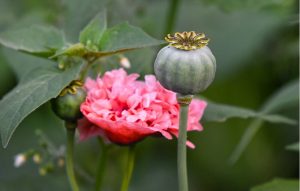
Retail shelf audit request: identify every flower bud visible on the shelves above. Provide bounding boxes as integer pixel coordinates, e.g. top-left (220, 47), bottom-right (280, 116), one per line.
top-left (51, 80), bottom-right (86, 122)
top-left (154, 31), bottom-right (216, 95)
top-left (32, 153), bottom-right (42, 164)
top-left (119, 56), bottom-right (131, 68)
top-left (14, 153), bottom-right (27, 168)
top-left (39, 163), bottom-right (54, 176)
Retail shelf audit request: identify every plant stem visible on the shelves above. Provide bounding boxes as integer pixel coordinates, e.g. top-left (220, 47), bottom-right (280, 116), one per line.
top-left (65, 123), bottom-right (80, 191)
top-left (164, 0), bottom-right (181, 35)
top-left (177, 94), bottom-right (192, 191)
top-left (120, 146), bottom-right (136, 191)
top-left (94, 138), bottom-right (108, 191)
top-left (79, 61), bottom-right (91, 81)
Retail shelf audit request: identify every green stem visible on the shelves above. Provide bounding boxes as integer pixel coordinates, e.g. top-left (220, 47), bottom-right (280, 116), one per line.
top-left (66, 124), bottom-right (80, 191)
top-left (177, 102), bottom-right (189, 191)
top-left (164, 0), bottom-right (181, 35)
top-left (79, 61), bottom-right (91, 81)
top-left (94, 138), bottom-right (108, 191)
top-left (120, 146), bottom-right (136, 191)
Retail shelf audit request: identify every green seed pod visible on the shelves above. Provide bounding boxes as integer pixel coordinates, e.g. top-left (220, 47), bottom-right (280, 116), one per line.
top-left (51, 80), bottom-right (86, 122)
top-left (154, 31), bottom-right (216, 95)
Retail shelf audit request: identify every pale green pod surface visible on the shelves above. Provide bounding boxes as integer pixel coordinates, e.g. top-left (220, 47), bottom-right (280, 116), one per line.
top-left (51, 81), bottom-right (86, 122)
top-left (154, 45), bottom-right (216, 95)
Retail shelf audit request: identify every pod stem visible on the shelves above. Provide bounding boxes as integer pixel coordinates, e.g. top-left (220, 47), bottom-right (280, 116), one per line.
top-left (94, 138), bottom-right (108, 191)
top-left (65, 122), bottom-right (80, 191)
top-left (177, 94), bottom-right (193, 191)
top-left (120, 145), bottom-right (136, 191)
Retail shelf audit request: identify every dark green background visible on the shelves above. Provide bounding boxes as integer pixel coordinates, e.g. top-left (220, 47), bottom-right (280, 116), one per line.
top-left (0, 0), bottom-right (298, 190)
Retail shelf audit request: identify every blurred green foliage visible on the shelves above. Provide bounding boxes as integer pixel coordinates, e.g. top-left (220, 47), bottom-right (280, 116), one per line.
top-left (0, 0), bottom-right (298, 191)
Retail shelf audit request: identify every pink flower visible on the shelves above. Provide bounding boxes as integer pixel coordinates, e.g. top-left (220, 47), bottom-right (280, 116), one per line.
top-left (78, 68), bottom-right (207, 148)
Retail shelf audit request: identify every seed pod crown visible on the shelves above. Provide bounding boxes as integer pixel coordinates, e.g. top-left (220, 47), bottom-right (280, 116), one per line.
top-left (165, 31), bottom-right (209, 51)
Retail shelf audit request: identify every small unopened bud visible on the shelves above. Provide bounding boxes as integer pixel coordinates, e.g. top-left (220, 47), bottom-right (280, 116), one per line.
top-left (119, 57), bottom-right (131, 68)
top-left (39, 163), bottom-right (54, 176)
top-left (14, 154), bottom-right (27, 168)
top-left (33, 154), bottom-right (42, 164)
top-left (57, 158), bottom-right (65, 167)
top-left (39, 167), bottom-right (47, 176)
top-left (51, 80), bottom-right (86, 121)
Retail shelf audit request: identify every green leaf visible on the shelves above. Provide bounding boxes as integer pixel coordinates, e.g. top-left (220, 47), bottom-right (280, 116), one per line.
top-left (203, 101), bottom-right (296, 125)
top-left (62, 0), bottom-right (107, 42)
top-left (262, 79), bottom-right (299, 113)
top-left (286, 142), bottom-right (299, 152)
top-left (228, 118), bottom-right (264, 164)
top-left (0, 25), bottom-right (65, 57)
top-left (98, 22), bottom-right (165, 54)
top-left (53, 22), bottom-right (164, 59)
top-left (79, 10), bottom-right (107, 47)
top-left (0, 63), bottom-right (82, 148)
top-left (203, 101), bottom-right (256, 122)
top-left (229, 80), bottom-right (299, 164)
top-left (49, 43), bottom-right (87, 59)
top-left (250, 178), bottom-right (299, 191)
top-left (260, 115), bottom-right (297, 125)
top-left (1, 48), bottom-right (54, 81)
top-left (200, 0), bottom-right (295, 13)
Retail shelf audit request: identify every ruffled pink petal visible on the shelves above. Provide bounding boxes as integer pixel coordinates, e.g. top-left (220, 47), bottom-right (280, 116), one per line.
top-left (78, 68), bottom-right (207, 148)
top-left (77, 118), bottom-right (108, 142)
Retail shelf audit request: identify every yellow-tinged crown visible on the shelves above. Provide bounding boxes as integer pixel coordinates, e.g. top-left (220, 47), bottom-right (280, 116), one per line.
top-left (59, 80), bottom-right (84, 96)
top-left (165, 31), bottom-right (209, 50)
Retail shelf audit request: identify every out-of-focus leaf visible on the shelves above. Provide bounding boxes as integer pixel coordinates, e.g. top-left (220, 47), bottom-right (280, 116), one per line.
top-left (262, 79), bottom-right (299, 113)
top-left (200, 0), bottom-right (295, 12)
top-left (286, 142), bottom-right (299, 152)
top-left (203, 101), bottom-right (296, 125)
top-left (229, 119), bottom-right (264, 164)
top-left (79, 10), bottom-right (107, 46)
top-left (250, 178), bottom-right (299, 191)
top-left (0, 50), bottom-right (15, 96)
top-left (53, 22), bottom-right (164, 58)
top-left (49, 43), bottom-right (86, 59)
top-left (0, 63), bottom-right (82, 148)
top-left (176, 1), bottom-right (292, 80)
top-left (0, 174), bottom-right (71, 191)
top-left (0, 25), bottom-right (65, 57)
top-left (229, 80), bottom-right (299, 164)
top-left (0, 1), bottom-right (14, 31)
top-left (98, 22), bottom-right (165, 54)
top-left (259, 115), bottom-right (296, 125)
top-left (62, 0), bottom-right (107, 42)
top-left (1, 48), bottom-right (53, 81)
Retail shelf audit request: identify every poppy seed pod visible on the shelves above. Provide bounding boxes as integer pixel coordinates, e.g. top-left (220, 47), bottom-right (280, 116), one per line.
top-left (51, 80), bottom-right (86, 122)
top-left (154, 31), bottom-right (216, 95)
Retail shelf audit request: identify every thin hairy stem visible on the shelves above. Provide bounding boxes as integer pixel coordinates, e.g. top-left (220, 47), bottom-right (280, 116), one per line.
top-left (94, 138), bottom-right (108, 191)
top-left (120, 146), bottom-right (136, 191)
top-left (65, 123), bottom-right (80, 191)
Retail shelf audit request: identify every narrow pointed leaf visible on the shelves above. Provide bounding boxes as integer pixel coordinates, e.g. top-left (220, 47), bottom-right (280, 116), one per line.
top-left (203, 101), bottom-right (296, 124)
top-left (286, 142), bottom-right (299, 152)
top-left (263, 79), bottom-right (299, 113)
top-left (250, 178), bottom-right (299, 191)
top-left (229, 119), bottom-right (264, 164)
top-left (229, 80), bottom-right (299, 164)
